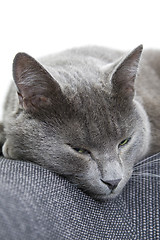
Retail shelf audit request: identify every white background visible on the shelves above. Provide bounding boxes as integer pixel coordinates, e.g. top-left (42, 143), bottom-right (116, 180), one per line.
top-left (0, 0), bottom-right (160, 119)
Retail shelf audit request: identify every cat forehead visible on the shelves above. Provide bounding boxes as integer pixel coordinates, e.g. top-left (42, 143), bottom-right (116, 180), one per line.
top-left (44, 63), bottom-right (112, 106)
top-left (45, 61), bottom-right (105, 87)
top-left (45, 61), bottom-right (133, 125)
top-left (64, 91), bottom-right (135, 138)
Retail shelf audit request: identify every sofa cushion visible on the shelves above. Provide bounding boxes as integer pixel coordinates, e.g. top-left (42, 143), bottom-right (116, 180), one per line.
top-left (0, 153), bottom-right (159, 240)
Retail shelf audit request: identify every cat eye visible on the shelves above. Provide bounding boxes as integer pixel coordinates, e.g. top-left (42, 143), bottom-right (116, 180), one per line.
top-left (72, 147), bottom-right (90, 155)
top-left (67, 144), bottom-right (91, 155)
top-left (118, 137), bottom-right (131, 147)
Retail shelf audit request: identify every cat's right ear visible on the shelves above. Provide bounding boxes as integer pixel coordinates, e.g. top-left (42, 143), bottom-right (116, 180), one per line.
top-left (13, 52), bottom-right (63, 113)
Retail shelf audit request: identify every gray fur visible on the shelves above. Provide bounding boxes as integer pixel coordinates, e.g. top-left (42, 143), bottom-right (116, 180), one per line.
top-left (0, 45), bottom-right (159, 200)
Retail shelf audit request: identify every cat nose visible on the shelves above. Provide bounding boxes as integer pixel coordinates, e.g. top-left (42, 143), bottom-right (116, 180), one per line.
top-left (101, 178), bottom-right (121, 190)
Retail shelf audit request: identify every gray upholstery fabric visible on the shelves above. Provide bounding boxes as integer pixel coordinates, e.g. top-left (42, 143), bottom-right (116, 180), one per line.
top-left (0, 154), bottom-right (159, 240)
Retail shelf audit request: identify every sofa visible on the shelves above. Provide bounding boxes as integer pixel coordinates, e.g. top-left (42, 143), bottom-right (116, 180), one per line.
top-left (0, 153), bottom-right (159, 240)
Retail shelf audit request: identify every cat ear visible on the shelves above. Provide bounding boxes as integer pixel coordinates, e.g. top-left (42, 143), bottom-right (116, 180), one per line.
top-left (13, 52), bottom-right (62, 112)
top-left (111, 45), bottom-right (143, 101)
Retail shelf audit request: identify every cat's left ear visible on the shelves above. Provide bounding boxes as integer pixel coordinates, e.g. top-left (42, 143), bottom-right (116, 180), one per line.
top-left (111, 45), bottom-right (143, 101)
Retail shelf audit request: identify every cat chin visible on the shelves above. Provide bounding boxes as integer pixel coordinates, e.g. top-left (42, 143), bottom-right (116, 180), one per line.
top-left (104, 191), bottom-right (122, 200)
top-left (88, 192), bottom-right (120, 202)
top-left (85, 186), bottom-right (124, 201)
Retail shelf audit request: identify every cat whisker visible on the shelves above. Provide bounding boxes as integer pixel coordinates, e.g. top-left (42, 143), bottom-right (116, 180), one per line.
top-left (130, 176), bottom-right (160, 185)
top-left (132, 172), bottom-right (160, 178)
top-left (131, 173), bottom-right (160, 187)
top-left (134, 158), bottom-right (160, 168)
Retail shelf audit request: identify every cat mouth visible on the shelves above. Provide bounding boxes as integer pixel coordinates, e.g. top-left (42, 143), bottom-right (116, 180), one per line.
top-left (89, 188), bottom-right (122, 201)
top-left (106, 191), bottom-right (121, 199)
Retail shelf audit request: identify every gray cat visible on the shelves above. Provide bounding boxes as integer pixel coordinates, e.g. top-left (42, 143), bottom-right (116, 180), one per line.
top-left (0, 45), bottom-right (159, 200)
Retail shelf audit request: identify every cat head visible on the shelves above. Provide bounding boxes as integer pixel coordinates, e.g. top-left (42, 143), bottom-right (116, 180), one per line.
top-left (10, 45), bottom-right (150, 200)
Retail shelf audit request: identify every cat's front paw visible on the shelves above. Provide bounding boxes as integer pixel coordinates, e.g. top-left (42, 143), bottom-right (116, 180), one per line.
top-left (0, 123), bottom-right (5, 143)
top-left (2, 140), bottom-right (13, 159)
